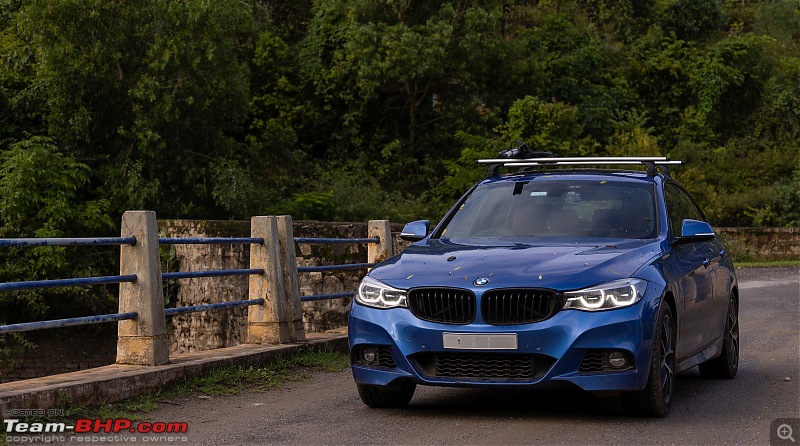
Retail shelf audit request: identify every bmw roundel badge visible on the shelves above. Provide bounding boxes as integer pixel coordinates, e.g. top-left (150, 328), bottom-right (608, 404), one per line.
top-left (474, 277), bottom-right (490, 286)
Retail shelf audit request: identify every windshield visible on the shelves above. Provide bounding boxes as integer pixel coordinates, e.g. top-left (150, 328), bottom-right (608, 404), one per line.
top-left (439, 177), bottom-right (657, 239)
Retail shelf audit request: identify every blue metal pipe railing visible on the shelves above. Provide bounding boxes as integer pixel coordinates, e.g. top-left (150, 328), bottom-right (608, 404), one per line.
top-left (162, 269), bottom-right (264, 280)
top-left (300, 292), bottom-right (355, 302)
top-left (0, 233), bottom-right (270, 342)
top-left (164, 298), bottom-right (264, 316)
top-left (0, 237), bottom-right (137, 247)
top-left (0, 312), bottom-right (138, 334)
top-left (294, 235), bottom-right (379, 302)
top-left (293, 237), bottom-right (379, 244)
top-left (159, 237), bottom-right (264, 245)
top-left (0, 275), bottom-right (138, 292)
top-left (0, 228), bottom-right (382, 335)
top-left (297, 263), bottom-right (375, 273)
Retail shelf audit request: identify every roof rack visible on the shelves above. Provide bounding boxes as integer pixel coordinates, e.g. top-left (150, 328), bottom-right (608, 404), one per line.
top-left (477, 156), bottom-right (683, 177)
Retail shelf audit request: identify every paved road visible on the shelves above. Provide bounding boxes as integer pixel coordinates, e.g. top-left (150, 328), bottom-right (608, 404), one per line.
top-left (148, 267), bottom-right (799, 445)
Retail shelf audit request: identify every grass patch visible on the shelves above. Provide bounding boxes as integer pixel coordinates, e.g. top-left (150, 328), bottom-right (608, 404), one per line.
top-left (293, 347), bottom-right (351, 372)
top-left (735, 260), bottom-right (800, 268)
top-left (139, 346), bottom-right (345, 399)
top-left (167, 348), bottom-right (349, 395)
top-left (1, 347), bottom-right (349, 437)
top-left (60, 395), bottom-right (161, 422)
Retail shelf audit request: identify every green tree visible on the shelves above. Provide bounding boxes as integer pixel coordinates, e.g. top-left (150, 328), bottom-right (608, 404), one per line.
top-left (520, 13), bottom-right (633, 143)
top-left (287, 0), bottom-right (524, 196)
top-left (662, 0), bottom-right (726, 41)
top-left (3, 0), bottom-right (799, 233)
top-left (18, 0), bottom-right (257, 218)
top-left (438, 95), bottom-right (598, 200)
top-left (0, 0), bottom-right (45, 146)
top-left (0, 136), bottom-right (114, 328)
top-left (606, 110), bottom-right (662, 157)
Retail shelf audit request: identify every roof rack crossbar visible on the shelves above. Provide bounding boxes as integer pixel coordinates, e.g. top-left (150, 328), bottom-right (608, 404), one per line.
top-left (477, 156), bottom-right (669, 165)
top-left (479, 157), bottom-right (683, 178)
top-left (501, 160), bottom-right (683, 167)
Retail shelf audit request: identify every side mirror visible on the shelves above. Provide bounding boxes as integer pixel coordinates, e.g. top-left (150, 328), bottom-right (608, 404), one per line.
top-left (677, 219), bottom-right (715, 242)
top-left (400, 220), bottom-right (429, 242)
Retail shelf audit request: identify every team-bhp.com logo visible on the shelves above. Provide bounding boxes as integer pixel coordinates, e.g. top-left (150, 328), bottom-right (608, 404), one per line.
top-left (4, 418), bottom-right (188, 434)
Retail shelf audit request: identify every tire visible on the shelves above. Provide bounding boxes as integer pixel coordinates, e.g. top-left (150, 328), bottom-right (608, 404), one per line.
top-left (356, 382), bottom-right (416, 408)
top-left (699, 297), bottom-right (739, 379)
top-left (623, 302), bottom-right (676, 417)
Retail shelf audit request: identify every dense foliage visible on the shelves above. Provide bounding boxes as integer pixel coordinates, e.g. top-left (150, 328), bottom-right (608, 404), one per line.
top-left (0, 0), bottom-right (798, 330)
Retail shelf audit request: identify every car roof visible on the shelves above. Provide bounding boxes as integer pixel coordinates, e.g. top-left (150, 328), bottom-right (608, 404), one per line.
top-left (477, 169), bottom-right (662, 187)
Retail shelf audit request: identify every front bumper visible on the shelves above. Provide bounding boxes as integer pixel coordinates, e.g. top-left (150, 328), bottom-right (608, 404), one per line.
top-left (348, 283), bottom-right (663, 392)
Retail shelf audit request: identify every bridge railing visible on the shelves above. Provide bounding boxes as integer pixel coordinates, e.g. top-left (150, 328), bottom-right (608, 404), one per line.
top-left (247, 217), bottom-right (392, 344)
top-left (294, 220), bottom-right (393, 303)
top-left (0, 211), bottom-right (393, 367)
top-left (0, 236), bottom-right (141, 334)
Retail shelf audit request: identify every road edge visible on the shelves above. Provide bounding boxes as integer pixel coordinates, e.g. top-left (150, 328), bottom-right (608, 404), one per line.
top-left (0, 333), bottom-right (348, 414)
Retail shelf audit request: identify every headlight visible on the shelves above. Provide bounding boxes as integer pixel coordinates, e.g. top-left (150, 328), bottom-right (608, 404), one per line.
top-left (355, 276), bottom-right (408, 309)
top-left (563, 279), bottom-right (646, 311)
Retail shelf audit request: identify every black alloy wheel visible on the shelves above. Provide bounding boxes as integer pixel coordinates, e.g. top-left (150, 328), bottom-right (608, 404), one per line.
top-left (699, 296), bottom-right (739, 379)
top-left (623, 302), bottom-right (675, 417)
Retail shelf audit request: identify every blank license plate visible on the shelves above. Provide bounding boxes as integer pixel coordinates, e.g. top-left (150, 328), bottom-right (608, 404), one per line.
top-left (442, 333), bottom-right (517, 350)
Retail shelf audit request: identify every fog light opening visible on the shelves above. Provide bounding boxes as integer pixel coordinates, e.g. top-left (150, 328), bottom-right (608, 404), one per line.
top-left (608, 351), bottom-right (627, 369)
top-left (360, 346), bottom-right (378, 364)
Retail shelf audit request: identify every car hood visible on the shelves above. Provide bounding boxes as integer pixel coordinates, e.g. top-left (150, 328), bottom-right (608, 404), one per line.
top-left (370, 237), bottom-right (664, 291)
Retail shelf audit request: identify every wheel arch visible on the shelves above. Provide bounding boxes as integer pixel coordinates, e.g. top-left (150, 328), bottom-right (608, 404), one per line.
top-left (662, 290), bottom-right (677, 319)
top-left (661, 290), bottom-right (679, 352)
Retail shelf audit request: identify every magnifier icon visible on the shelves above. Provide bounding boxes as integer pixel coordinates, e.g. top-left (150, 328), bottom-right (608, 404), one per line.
top-left (778, 424), bottom-right (796, 443)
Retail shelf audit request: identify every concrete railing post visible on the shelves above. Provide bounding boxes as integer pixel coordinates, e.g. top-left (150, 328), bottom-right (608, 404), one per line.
top-left (117, 211), bottom-right (169, 365)
top-left (368, 220), bottom-right (393, 266)
top-left (276, 216), bottom-right (306, 342)
top-left (248, 216), bottom-right (291, 344)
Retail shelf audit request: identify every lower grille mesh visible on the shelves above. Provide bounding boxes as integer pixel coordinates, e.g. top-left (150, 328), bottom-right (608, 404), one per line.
top-left (376, 346), bottom-right (396, 368)
top-left (411, 352), bottom-right (555, 380)
top-left (355, 345), bottom-right (396, 368)
top-left (578, 350), bottom-right (635, 373)
top-left (579, 350), bottom-right (605, 373)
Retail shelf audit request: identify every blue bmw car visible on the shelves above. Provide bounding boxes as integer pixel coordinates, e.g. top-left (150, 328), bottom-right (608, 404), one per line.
top-left (349, 156), bottom-right (739, 417)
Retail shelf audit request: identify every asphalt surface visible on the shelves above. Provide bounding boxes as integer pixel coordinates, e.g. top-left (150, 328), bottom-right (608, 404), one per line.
top-left (144, 267), bottom-right (799, 445)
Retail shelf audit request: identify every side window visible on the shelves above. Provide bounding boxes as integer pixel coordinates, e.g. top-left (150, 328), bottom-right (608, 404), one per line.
top-left (664, 183), bottom-right (703, 237)
top-left (664, 184), bottom-right (685, 237)
top-left (676, 189), bottom-right (703, 222)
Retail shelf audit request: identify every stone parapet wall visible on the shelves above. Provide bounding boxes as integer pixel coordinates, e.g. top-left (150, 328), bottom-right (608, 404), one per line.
top-left (0, 327), bottom-right (116, 384)
top-left (157, 219), bottom-right (409, 355)
top-left (716, 227), bottom-right (800, 262)
top-left (158, 220), bottom-right (252, 355)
